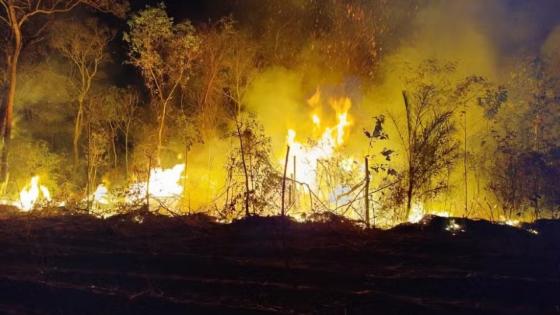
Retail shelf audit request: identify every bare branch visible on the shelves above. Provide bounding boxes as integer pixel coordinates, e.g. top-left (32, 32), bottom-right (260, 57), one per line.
top-left (18, 0), bottom-right (81, 27)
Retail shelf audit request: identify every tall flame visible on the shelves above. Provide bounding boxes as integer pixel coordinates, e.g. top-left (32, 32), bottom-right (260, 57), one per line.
top-left (285, 91), bottom-right (353, 189)
top-left (19, 176), bottom-right (51, 211)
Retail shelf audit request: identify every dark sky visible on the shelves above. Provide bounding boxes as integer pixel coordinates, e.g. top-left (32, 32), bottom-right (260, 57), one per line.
top-left (130, 0), bottom-right (236, 22)
top-left (127, 0), bottom-right (560, 49)
top-left (114, 0), bottom-right (560, 84)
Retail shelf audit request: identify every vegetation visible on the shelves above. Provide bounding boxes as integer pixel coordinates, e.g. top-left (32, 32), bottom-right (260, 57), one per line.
top-left (0, 0), bottom-right (559, 226)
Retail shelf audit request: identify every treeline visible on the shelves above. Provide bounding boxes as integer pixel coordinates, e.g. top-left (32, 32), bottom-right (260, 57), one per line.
top-left (0, 0), bottom-right (559, 222)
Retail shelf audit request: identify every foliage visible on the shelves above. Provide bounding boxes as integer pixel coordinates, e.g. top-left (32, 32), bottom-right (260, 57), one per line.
top-left (223, 115), bottom-right (279, 218)
top-left (485, 58), bottom-right (560, 219)
top-left (124, 3), bottom-right (200, 161)
top-left (8, 137), bottom-right (67, 197)
top-left (391, 60), bottom-right (462, 218)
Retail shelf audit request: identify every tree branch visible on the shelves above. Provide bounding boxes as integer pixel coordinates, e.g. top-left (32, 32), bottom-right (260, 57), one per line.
top-left (18, 0), bottom-right (81, 27)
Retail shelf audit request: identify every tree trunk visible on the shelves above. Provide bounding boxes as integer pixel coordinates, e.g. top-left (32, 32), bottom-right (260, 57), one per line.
top-left (183, 144), bottom-right (189, 211)
top-left (86, 120), bottom-right (92, 212)
top-left (406, 178), bottom-right (413, 221)
top-left (281, 145), bottom-right (290, 217)
top-left (146, 155), bottom-right (152, 212)
top-left (402, 91), bottom-right (414, 220)
top-left (1, 5), bottom-right (22, 182)
top-left (364, 156), bottom-right (370, 228)
top-left (124, 123), bottom-right (130, 178)
top-left (463, 111), bottom-right (468, 217)
top-left (235, 119), bottom-right (250, 217)
top-left (73, 101), bottom-right (84, 166)
top-left (111, 125), bottom-right (117, 168)
top-left (156, 100), bottom-right (168, 164)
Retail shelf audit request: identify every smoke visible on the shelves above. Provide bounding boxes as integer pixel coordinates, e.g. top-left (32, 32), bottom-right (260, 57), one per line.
top-left (9, 0), bottom-right (560, 215)
top-left (238, 0), bottom-right (560, 216)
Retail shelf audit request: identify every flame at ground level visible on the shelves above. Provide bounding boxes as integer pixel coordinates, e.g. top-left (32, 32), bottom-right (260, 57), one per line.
top-left (130, 164), bottom-right (186, 200)
top-left (19, 176), bottom-right (51, 211)
top-left (408, 203), bottom-right (450, 224)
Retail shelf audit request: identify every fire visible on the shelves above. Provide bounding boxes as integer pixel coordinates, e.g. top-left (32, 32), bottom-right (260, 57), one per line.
top-left (445, 219), bottom-right (465, 234)
top-left (130, 163), bottom-right (185, 199)
top-left (19, 176), bottom-right (51, 211)
top-left (408, 203), bottom-right (450, 223)
top-left (91, 184), bottom-right (109, 205)
top-left (312, 114), bottom-right (321, 126)
top-left (407, 203), bottom-right (426, 223)
top-left (500, 217), bottom-right (520, 227)
top-left (286, 101), bottom-right (352, 189)
top-left (84, 164), bottom-right (186, 214)
top-left (336, 112), bottom-right (350, 145)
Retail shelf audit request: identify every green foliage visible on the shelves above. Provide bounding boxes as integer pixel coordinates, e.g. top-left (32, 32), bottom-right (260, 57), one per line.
top-left (124, 4), bottom-right (200, 96)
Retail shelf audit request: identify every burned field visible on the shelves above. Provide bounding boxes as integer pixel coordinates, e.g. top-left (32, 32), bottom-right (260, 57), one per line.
top-left (0, 212), bottom-right (558, 315)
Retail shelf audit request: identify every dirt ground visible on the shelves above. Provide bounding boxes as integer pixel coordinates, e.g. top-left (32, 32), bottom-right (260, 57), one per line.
top-left (0, 210), bottom-right (558, 315)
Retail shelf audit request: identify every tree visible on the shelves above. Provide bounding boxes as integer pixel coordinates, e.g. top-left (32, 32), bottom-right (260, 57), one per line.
top-left (485, 58), bottom-right (560, 220)
top-left (391, 61), bottom-right (461, 219)
top-left (188, 17), bottom-right (234, 135)
top-left (124, 4), bottom-right (200, 163)
top-left (50, 17), bottom-right (115, 165)
top-left (0, 0), bottom-right (127, 183)
top-left (222, 29), bottom-right (260, 217)
top-left (452, 76), bottom-right (507, 216)
top-left (224, 115), bottom-right (277, 219)
top-left (116, 87), bottom-right (139, 178)
top-left (93, 86), bottom-right (139, 173)
top-left (364, 115), bottom-right (398, 226)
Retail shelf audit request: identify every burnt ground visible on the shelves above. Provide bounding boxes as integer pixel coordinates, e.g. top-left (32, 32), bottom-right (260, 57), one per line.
top-left (0, 210), bottom-right (558, 315)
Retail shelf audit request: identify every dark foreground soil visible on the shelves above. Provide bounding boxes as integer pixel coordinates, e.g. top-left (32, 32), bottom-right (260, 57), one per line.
top-left (0, 210), bottom-right (558, 315)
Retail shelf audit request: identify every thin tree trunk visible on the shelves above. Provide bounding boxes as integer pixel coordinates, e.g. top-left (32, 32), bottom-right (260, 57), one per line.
top-left (364, 156), bottom-right (370, 228)
top-left (235, 119), bottom-right (250, 217)
top-left (146, 155), bottom-right (152, 212)
top-left (406, 181), bottom-right (413, 221)
top-left (73, 101), bottom-right (84, 166)
top-left (183, 144), bottom-right (189, 211)
top-left (86, 119), bottom-right (92, 212)
top-left (124, 123), bottom-right (130, 178)
top-left (281, 145), bottom-right (290, 217)
top-left (463, 111), bottom-right (468, 217)
top-left (111, 126), bottom-right (117, 168)
top-left (156, 100), bottom-right (168, 164)
top-left (402, 91), bottom-right (414, 219)
top-left (1, 5), bottom-right (22, 182)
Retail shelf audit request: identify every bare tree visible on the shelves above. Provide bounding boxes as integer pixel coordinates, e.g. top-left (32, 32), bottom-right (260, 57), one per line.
top-left (117, 87), bottom-right (139, 178)
top-left (391, 61), bottom-right (462, 219)
top-left (222, 30), bottom-right (260, 217)
top-left (0, 0), bottom-right (127, 182)
top-left (50, 17), bottom-right (114, 165)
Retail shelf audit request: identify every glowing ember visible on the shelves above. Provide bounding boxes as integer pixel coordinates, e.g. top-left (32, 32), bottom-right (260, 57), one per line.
top-left (19, 176), bottom-right (51, 211)
top-left (500, 218), bottom-right (521, 227)
top-left (526, 228), bottom-right (539, 235)
top-left (445, 219), bottom-right (465, 234)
